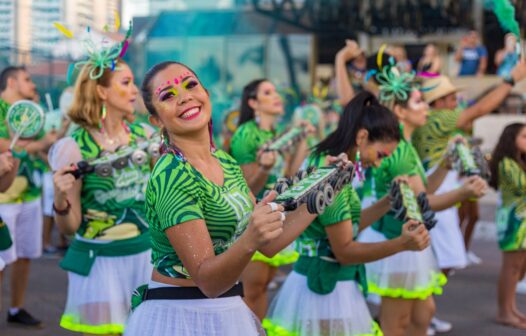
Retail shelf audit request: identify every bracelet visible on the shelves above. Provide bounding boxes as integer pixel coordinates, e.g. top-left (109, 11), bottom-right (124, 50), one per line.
top-left (53, 199), bottom-right (71, 216)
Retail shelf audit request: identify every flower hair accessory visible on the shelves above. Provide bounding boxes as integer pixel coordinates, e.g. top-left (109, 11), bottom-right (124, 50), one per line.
top-left (375, 57), bottom-right (417, 103)
top-left (54, 11), bottom-right (133, 84)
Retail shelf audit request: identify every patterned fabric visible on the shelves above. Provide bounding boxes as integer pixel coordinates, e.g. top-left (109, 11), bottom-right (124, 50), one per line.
top-left (71, 124), bottom-right (151, 240)
top-left (0, 98), bottom-right (46, 203)
top-left (372, 126), bottom-right (427, 239)
top-left (412, 108), bottom-right (463, 170)
top-left (147, 149), bottom-right (254, 278)
top-left (230, 120), bottom-right (285, 199)
top-left (295, 154), bottom-right (361, 256)
top-left (496, 158), bottom-right (526, 251)
top-left (291, 153), bottom-right (367, 296)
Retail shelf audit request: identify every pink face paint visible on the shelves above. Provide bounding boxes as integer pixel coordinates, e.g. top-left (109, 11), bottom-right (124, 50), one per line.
top-left (155, 72), bottom-right (193, 96)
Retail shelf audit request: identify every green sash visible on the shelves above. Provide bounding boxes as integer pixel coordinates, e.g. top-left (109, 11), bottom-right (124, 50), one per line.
top-left (60, 233), bottom-right (150, 276)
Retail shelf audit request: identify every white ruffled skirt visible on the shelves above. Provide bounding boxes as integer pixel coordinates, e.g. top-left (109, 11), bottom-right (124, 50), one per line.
top-left (359, 228), bottom-right (446, 300)
top-left (125, 291), bottom-right (264, 336)
top-left (264, 271), bottom-right (382, 336)
top-left (60, 250), bottom-right (152, 334)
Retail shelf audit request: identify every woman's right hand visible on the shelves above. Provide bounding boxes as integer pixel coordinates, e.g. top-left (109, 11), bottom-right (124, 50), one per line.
top-left (242, 191), bottom-right (285, 252)
top-left (53, 165), bottom-right (77, 203)
top-left (399, 220), bottom-right (430, 251)
top-left (257, 149), bottom-right (277, 172)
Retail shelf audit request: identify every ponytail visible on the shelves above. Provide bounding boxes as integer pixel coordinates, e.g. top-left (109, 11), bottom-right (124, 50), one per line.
top-left (314, 91), bottom-right (400, 157)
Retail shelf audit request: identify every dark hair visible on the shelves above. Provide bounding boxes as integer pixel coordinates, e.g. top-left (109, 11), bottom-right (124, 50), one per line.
top-left (141, 61), bottom-right (200, 116)
top-left (0, 66), bottom-right (27, 93)
top-left (489, 123), bottom-right (526, 189)
top-left (314, 90), bottom-right (400, 157)
top-left (238, 78), bottom-right (268, 126)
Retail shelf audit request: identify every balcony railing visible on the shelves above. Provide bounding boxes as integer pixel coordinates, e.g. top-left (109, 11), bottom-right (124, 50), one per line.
top-left (252, 0), bottom-right (476, 35)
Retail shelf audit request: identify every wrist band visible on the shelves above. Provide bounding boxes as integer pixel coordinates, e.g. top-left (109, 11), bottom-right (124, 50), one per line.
top-left (53, 199), bottom-right (71, 216)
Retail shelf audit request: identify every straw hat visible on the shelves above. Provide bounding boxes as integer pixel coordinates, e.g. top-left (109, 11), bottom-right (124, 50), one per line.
top-left (422, 75), bottom-right (463, 104)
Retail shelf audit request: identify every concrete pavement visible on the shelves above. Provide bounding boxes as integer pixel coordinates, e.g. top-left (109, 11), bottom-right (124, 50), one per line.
top-left (1, 201), bottom-right (525, 336)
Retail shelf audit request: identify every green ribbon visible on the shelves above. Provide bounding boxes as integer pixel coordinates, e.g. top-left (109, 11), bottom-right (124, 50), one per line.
top-left (68, 22), bottom-right (132, 83)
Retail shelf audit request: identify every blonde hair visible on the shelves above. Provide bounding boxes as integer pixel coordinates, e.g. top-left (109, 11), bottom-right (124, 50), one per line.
top-left (68, 59), bottom-right (125, 128)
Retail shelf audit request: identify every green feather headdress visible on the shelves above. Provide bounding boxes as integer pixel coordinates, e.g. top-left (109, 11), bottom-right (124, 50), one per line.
top-left (54, 13), bottom-right (132, 84)
top-left (375, 58), bottom-right (417, 104)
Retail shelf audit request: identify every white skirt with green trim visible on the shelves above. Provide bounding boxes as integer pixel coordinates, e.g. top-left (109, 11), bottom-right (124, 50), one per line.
top-left (264, 271), bottom-right (382, 336)
top-left (125, 293), bottom-right (264, 335)
top-left (60, 250), bottom-right (152, 334)
top-left (359, 228), bottom-right (447, 300)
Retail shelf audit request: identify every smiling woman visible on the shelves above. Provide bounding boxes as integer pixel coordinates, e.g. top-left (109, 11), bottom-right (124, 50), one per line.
top-left (124, 61), bottom-right (321, 336)
top-left (48, 56), bottom-right (155, 335)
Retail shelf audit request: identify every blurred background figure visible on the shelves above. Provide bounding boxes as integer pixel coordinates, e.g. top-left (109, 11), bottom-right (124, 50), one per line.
top-left (455, 30), bottom-right (488, 76)
top-left (417, 43), bottom-right (443, 74)
top-left (495, 33), bottom-right (520, 78)
top-left (391, 45), bottom-right (412, 72)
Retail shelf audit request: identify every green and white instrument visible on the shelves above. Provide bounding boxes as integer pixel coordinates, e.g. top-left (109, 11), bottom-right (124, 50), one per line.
top-left (7, 100), bottom-right (45, 150)
top-left (263, 126), bottom-right (307, 154)
top-left (390, 181), bottom-right (437, 230)
top-left (449, 138), bottom-right (491, 181)
top-left (71, 134), bottom-right (161, 179)
top-left (271, 160), bottom-right (355, 214)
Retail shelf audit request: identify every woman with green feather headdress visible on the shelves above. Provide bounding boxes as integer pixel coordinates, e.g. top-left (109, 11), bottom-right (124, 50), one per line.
top-left (359, 60), bottom-right (488, 336)
top-left (48, 18), bottom-right (157, 335)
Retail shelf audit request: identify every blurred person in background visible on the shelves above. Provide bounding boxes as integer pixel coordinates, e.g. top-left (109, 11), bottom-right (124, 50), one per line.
top-left (391, 45), bottom-right (412, 73)
top-left (495, 33), bottom-right (520, 78)
top-left (455, 30), bottom-right (488, 76)
top-left (0, 66), bottom-right (57, 328)
top-left (417, 43), bottom-right (442, 74)
top-left (489, 123), bottom-right (526, 330)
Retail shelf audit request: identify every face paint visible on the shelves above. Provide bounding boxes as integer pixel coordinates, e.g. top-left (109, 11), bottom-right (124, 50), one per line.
top-left (174, 72), bottom-right (191, 85)
top-left (159, 87), bottom-right (179, 101)
top-left (155, 72), bottom-right (193, 96)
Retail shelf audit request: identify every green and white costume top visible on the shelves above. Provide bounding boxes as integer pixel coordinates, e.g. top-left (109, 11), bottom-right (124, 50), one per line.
top-left (0, 98), bottom-right (47, 203)
top-left (293, 153), bottom-right (366, 295)
top-left (49, 123), bottom-right (152, 276)
top-left (366, 125), bottom-right (447, 299)
top-left (230, 119), bottom-right (298, 267)
top-left (496, 158), bottom-right (526, 251)
top-left (412, 108), bottom-right (463, 170)
top-left (372, 125), bottom-right (427, 239)
top-left (147, 149), bottom-right (253, 279)
top-left (230, 120), bottom-right (285, 199)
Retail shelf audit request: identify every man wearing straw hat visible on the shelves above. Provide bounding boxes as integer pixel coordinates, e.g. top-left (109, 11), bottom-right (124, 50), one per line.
top-left (412, 61), bottom-right (526, 333)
